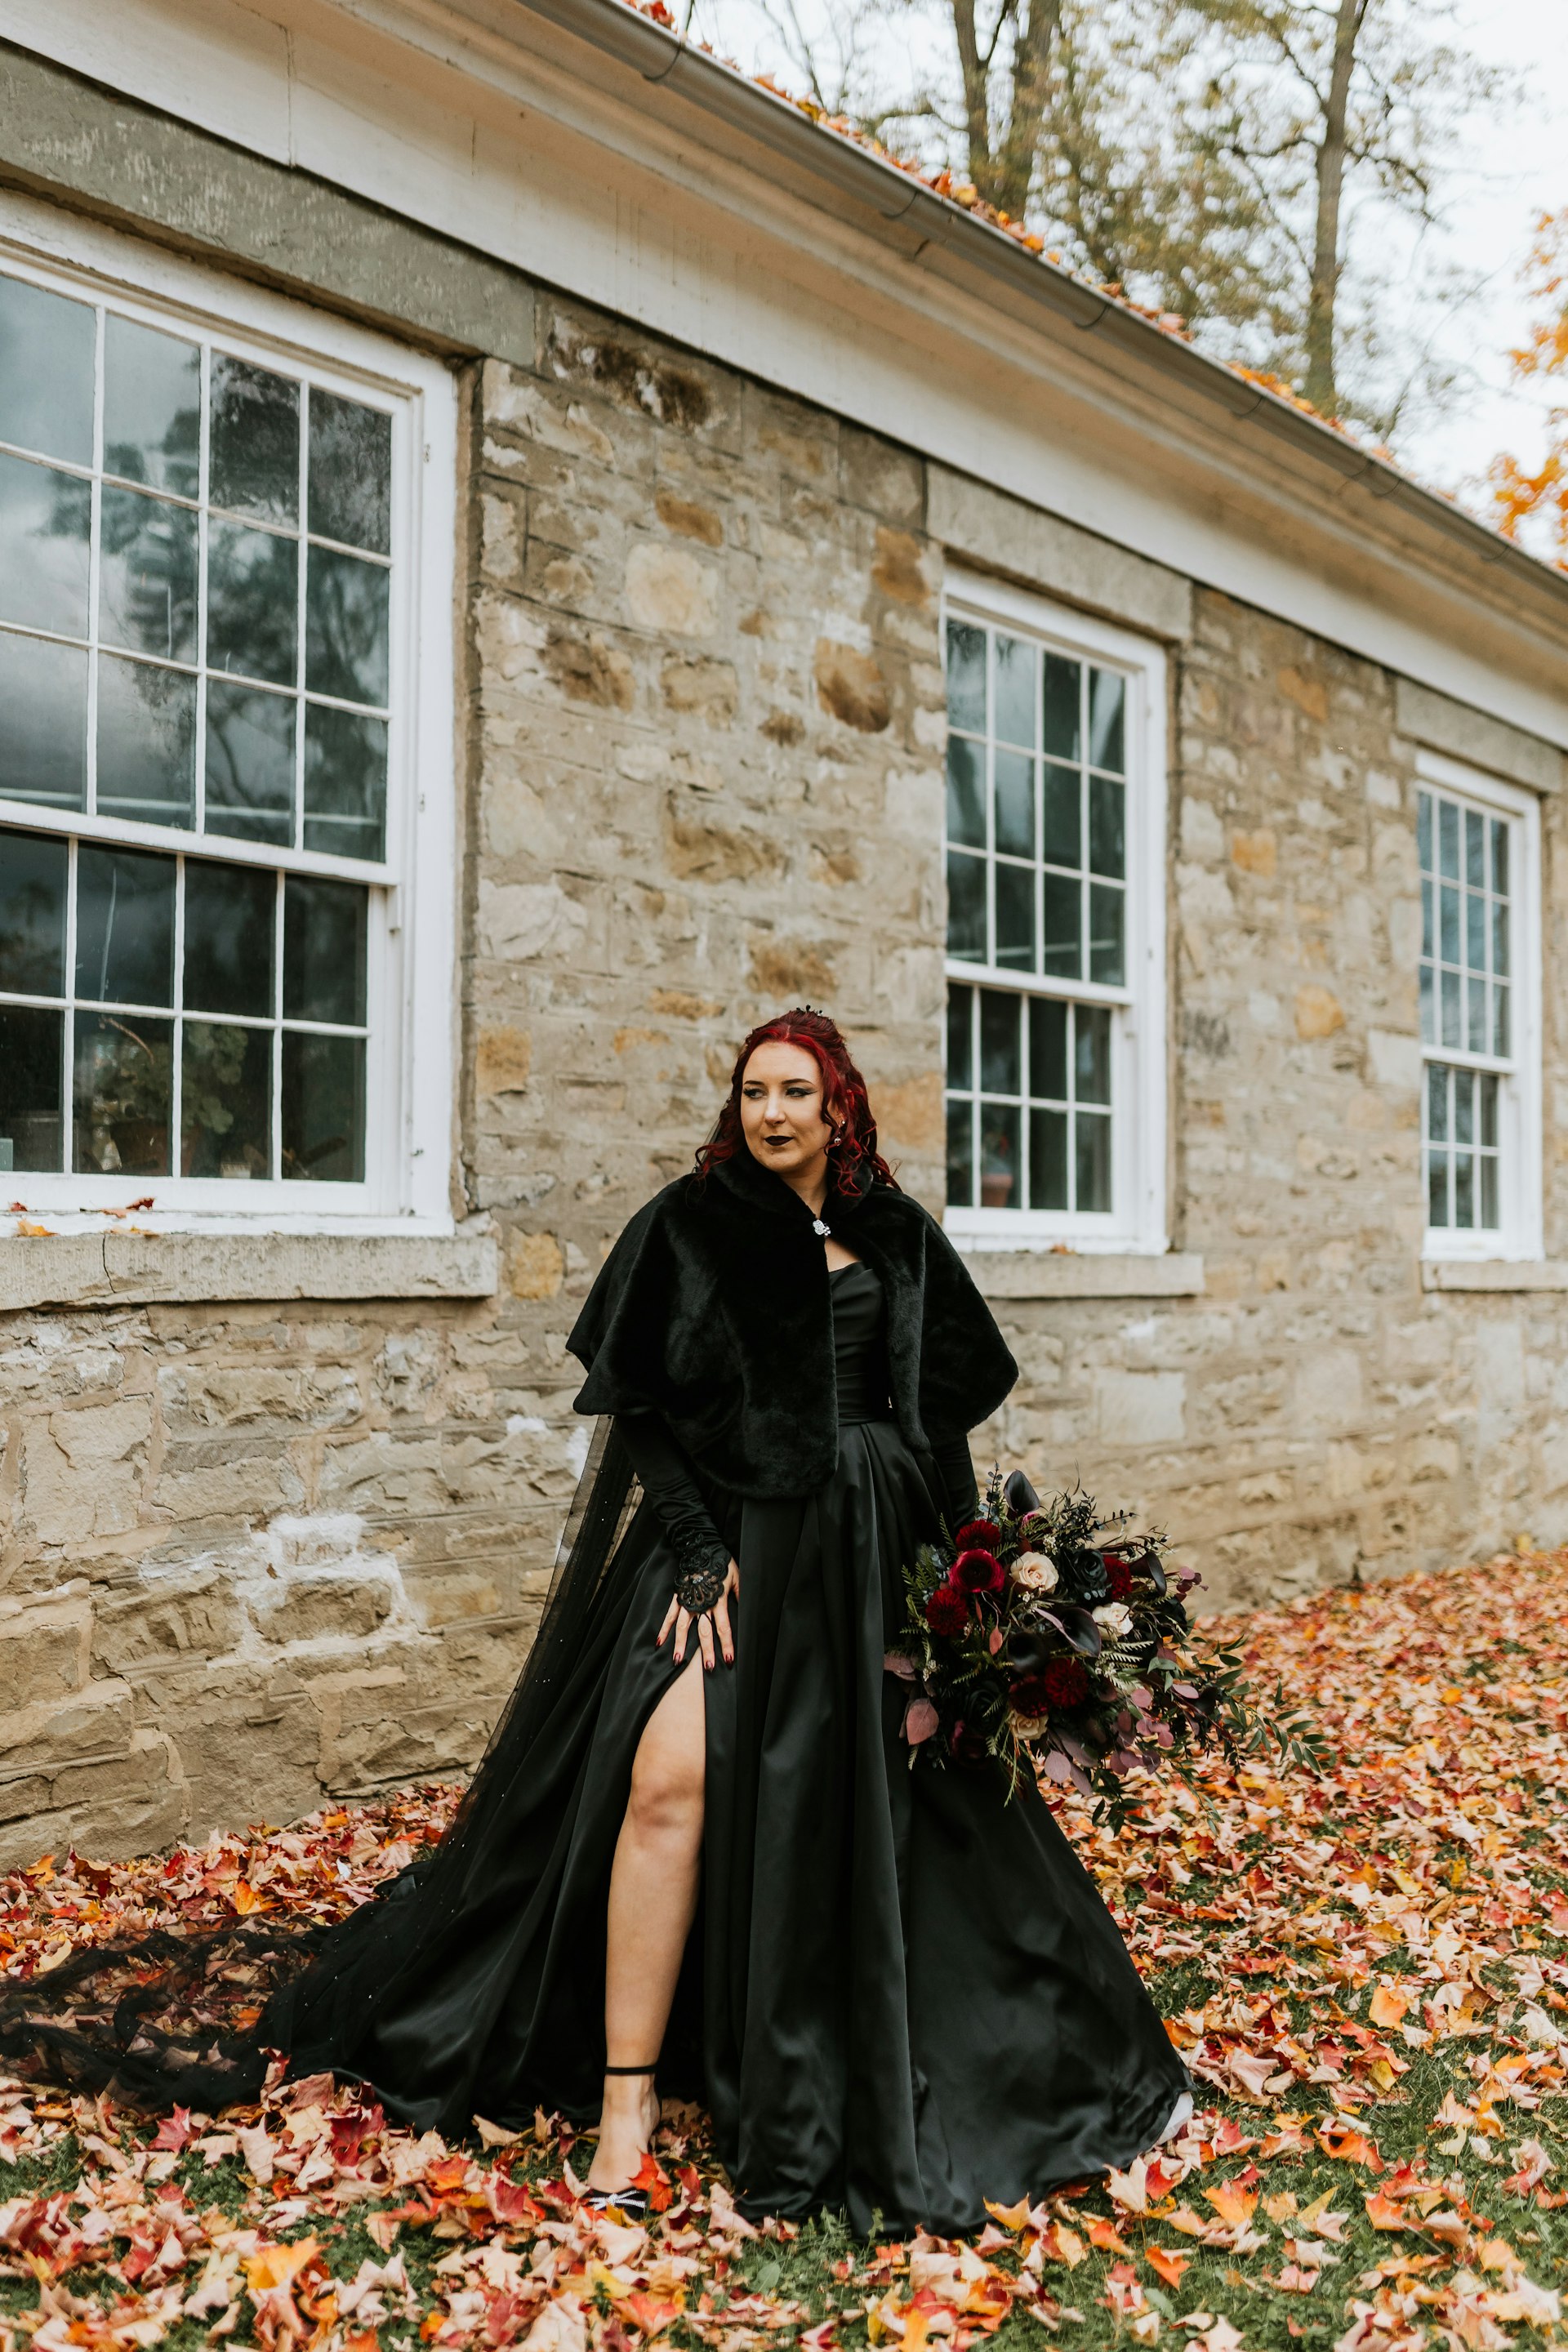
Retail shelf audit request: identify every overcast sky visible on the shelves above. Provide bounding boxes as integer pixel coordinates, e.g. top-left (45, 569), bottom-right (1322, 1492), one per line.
top-left (691, 0), bottom-right (1568, 528)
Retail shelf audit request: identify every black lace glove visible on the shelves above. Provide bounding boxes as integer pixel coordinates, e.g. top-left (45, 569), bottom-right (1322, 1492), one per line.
top-left (619, 1411), bottom-right (732, 1617)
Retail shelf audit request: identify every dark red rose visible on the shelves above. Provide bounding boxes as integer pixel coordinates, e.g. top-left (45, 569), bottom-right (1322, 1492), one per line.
top-left (1008, 1672), bottom-right (1053, 1719)
top-left (955, 1519), bottom-right (1001, 1552)
top-left (950, 1720), bottom-right (990, 1766)
top-left (1103, 1553), bottom-right (1137, 1602)
top-left (952, 1547), bottom-right (1005, 1594)
top-left (924, 1582), bottom-right (971, 1637)
top-left (1042, 1655), bottom-right (1091, 1708)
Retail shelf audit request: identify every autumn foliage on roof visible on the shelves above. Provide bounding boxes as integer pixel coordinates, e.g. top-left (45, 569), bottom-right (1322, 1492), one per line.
top-left (1489, 212), bottom-right (1568, 569)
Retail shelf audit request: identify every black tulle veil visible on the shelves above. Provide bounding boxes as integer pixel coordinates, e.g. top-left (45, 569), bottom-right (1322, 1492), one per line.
top-left (0, 1419), bottom-right (643, 2112)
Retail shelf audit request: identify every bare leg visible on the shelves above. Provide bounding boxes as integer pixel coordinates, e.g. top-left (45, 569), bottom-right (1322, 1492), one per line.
top-left (586, 1655), bottom-right (706, 2192)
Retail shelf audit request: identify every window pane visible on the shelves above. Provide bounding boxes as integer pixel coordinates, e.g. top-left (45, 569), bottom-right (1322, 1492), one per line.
top-left (1042, 762), bottom-right (1080, 869)
top-left (282, 1031), bottom-right (364, 1182)
top-left (0, 1004), bottom-right (63, 1170)
top-left (994, 861), bottom-right (1035, 970)
top-left (0, 631), bottom-right (87, 810)
top-left (211, 357), bottom-right (300, 525)
top-left (182, 1021), bottom-right (272, 1178)
top-left (946, 982), bottom-right (973, 1090)
top-left (283, 875), bottom-right (367, 1026)
top-left (1427, 1149), bottom-right (1448, 1227)
top-left (1464, 890), bottom-right (1486, 973)
top-left (1089, 775), bottom-right (1124, 879)
top-left (1480, 1073), bottom-right (1498, 1148)
top-left (1454, 1152), bottom-right (1474, 1228)
top-left (1492, 898), bottom-right (1509, 980)
top-left (1437, 798), bottom-right (1459, 880)
top-left (1493, 984), bottom-right (1510, 1058)
top-left (205, 680), bottom-right (296, 844)
top-left (308, 390), bottom-right (392, 555)
top-left (0, 452), bottom-right (91, 638)
top-left (994, 748), bottom-right (1034, 858)
top-left (945, 1094), bottom-right (973, 1209)
top-left (945, 735), bottom-right (984, 849)
top-left (1042, 872), bottom-right (1080, 978)
top-left (185, 862), bottom-right (275, 1016)
top-left (1089, 881), bottom-right (1125, 985)
top-left (75, 844), bottom-right (176, 1007)
top-left (1421, 878), bottom-right (1432, 959)
top-left (207, 521), bottom-right (299, 686)
top-left (1417, 790), bottom-right (1432, 872)
top-left (1481, 1152), bottom-right (1499, 1230)
top-left (1466, 975), bottom-right (1486, 1054)
top-left (104, 316), bottom-right (201, 498)
top-left (1076, 1109), bottom-right (1111, 1212)
top-left (1076, 1003), bottom-right (1112, 1105)
top-left (99, 487), bottom-right (198, 663)
top-left (1491, 818), bottom-right (1508, 898)
top-left (1029, 1106), bottom-right (1067, 1209)
top-left (979, 988), bottom-right (1022, 1095)
top-left (1454, 1068), bottom-right (1474, 1146)
top-left (946, 621), bottom-right (986, 734)
top-left (1028, 994), bottom-right (1067, 1101)
top-left (1041, 654), bottom-right (1079, 760)
top-left (302, 706), bottom-right (387, 862)
top-left (1419, 962), bottom-right (1433, 1045)
top-left (978, 1100), bottom-right (1019, 1209)
top-left (993, 634), bottom-right (1036, 749)
top-left (1426, 1062), bottom-right (1447, 1142)
top-left (1439, 882), bottom-right (1459, 964)
top-left (1463, 806), bottom-right (1485, 888)
top-left (74, 1009), bottom-right (172, 1174)
top-left (1440, 965), bottom-right (1460, 1048)
top-left (305, 546), bottom-right (390, 707)
top-left (0, 276), bottom-right (94, 467)
top-left (0, 831), bottom-right (67, 994)
top-left (1088, 669), bottom-right (1125, 773)
top-left (947, 848), bottom-right (986, 960)
top-left (96, 655), bottom-right (196, 828)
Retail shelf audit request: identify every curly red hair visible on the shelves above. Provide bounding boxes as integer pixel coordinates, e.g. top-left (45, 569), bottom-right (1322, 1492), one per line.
top-left (694, 1008), bottom-right (898, 1196)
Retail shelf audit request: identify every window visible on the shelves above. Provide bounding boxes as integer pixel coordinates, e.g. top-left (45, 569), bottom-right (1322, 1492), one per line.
top-left (1417, 753), bottom-right (1540, 1259)
top-left (941, 577), bottom-right (1166, 1250)
top-left (0, 234), bottom-right (456, 1223)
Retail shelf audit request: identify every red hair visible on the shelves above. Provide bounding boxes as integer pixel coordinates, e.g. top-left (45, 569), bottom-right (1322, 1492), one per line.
top-left (694, 1008), bottom-right (898, 1196)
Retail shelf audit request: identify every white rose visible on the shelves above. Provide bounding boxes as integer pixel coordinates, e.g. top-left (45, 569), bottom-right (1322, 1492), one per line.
top-left (1009, 1709), bottom-right (1050, 1743)
top-left (1011, 1550), bottom-right (1058, 1593)
top-left (1092, 1601), bottom-right (1133, 1637)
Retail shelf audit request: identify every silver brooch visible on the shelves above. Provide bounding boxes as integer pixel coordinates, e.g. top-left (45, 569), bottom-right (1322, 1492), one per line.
top-left (813, 1217), bottom-right (831, 1237)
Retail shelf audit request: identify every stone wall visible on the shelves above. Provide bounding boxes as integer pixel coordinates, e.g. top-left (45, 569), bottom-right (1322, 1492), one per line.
top-left (0, 291), bottom-right (948, 1869)
top-left (4, 274), bottom-right (1567, 1868)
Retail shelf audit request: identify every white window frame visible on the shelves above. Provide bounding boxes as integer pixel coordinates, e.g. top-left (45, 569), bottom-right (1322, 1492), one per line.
top-left (1417, 748), bottom-right (1542, 1265)
top-left (940, 572), bottom-right (1168, 1254)
top-left (0, 201), bottom-right (457, 1234)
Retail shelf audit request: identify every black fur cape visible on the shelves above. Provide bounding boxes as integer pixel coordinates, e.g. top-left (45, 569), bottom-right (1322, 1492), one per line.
top-left (567, 1148), bottom-right (1018, 1498)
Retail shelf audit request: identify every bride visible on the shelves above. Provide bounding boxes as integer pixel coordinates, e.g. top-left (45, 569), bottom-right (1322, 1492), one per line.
top-left (0, 1007), bottom-right (1188, 2236)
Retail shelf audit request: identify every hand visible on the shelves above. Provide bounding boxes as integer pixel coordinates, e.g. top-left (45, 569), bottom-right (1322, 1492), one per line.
top-left (657, 1558), bottom-right (740, 1669)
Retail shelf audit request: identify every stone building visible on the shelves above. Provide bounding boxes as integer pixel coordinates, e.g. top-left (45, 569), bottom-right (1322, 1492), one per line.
top-left (0, 0), bottom-right (1566, 1865)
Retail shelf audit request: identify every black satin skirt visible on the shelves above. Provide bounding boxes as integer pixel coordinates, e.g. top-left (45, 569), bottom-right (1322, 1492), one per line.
top-left (327, 1419), bottom-right (1187, 2235)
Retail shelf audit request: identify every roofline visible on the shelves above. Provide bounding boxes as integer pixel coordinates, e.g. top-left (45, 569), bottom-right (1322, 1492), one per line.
top-left (510, 0), bottom-right (1568, 618)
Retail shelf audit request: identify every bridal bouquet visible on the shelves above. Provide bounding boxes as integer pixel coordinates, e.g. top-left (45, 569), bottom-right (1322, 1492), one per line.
top-left (887, 1468), bottom-right (1320, 1814)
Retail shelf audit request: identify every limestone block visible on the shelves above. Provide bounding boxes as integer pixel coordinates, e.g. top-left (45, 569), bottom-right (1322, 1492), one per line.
top-left (318, 1432), bottom-right (447, 1516)
top-left (0, 1676), bottom-right (136, 1775)
top-left (0, 1727), bottom-right (187, 1873)
top-left (247, 1571), bottom-right (399, 1647)
top-left (92, 1572), bottom-right (247, 1674)
top-left (0, 1588), bottom-right (91, 1707)
top-left (20, 1399), bottom-right (152, 1542)
top-left (1094, 1370), bottom-right (1187, 1447)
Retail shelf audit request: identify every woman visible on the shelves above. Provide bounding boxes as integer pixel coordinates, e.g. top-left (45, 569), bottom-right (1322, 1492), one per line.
top-left (0, 1009), bottom-right (1187, 2235)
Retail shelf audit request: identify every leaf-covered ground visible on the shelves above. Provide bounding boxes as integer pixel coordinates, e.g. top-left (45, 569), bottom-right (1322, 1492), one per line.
top-left (4, 1550), bottom-right (1568, 2352)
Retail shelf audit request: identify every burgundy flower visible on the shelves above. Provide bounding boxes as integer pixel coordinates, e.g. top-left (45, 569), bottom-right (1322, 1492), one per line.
top-left (952, 1547), bottom-right (1005, 1595)
top-left (949, 1720), bottom-right (990, 1766)
top-left (955, 1519), bottom-right (1001, 1552)
top-left (1008, 1672), bottom-right (1053, 1720)
top-left (1102, 1553), bottom-right (1137, 1602)
top-left (924, 1582), bottom-right (971, 1637)
top-left (1042, 1655), bottom-right (1091, 1708)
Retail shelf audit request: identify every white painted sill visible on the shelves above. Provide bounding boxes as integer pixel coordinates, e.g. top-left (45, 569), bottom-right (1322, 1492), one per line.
top-left (0, 1229), bottom-right (500, 1312)
top-left (1421, 1259), bottom-right (1568, 1293)
top-left (968, 1251), bottom-right (1205, 1301)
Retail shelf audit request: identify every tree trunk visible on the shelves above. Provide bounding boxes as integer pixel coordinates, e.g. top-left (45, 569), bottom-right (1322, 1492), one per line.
top-left (1303, 0), bottom-right (1365, 418)
top-left (951, 0), bottom-right (1062, 218)
top-left (950, 0), bottom-right (998, 200)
